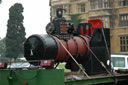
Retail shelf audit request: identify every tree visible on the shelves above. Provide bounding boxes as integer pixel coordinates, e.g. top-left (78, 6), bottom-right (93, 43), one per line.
top-left (6, 3), bottom-right (26, 59)
top-left (0, 0), bottom-right (1, 4)
top-left (70, 14), bottom-right (82, 30)
top-left (0, 38), bottom-right (6, 57)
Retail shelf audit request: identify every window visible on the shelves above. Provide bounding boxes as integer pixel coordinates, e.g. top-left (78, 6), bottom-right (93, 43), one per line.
top-left (52, 5), bottom-right (63, 16)
top-left (105, 16), bottom-right (109, 28)
top-left (63, 5), bottom-right (69, 14)
top-left (70, 0), bottom-right (78, 2)
top-left (90, 0), bottom-right (110, 10)
top-left (103, 0), bottom-right (109, 8)
top-left (111, 57), bottom-right (125, 67)
top-left (78, 3), bottom-right (85, 13)
top-left (90, 0), bottom-right (95, 9)
top-left (110, 16), bottom-right (114, 28)
top-left (52, 5), bottom-right (69, 16)
top-left (52, 7), bottom-right (56, 16)
top-left (52, 0), bottom-right (60, 1)
top-left (95, 0), bottom-right (99, 9)
top-left (120, 36), bottom-right (128, 52)
top-left (98, 0), bottom-right (103, 8)
top-left (120, 14), bottom-right (128, 27)
top-left (119, 0), bottom-right (128, 7)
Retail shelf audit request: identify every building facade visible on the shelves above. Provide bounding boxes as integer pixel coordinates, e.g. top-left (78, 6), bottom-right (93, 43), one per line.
top-left (50, 0), bottom-right (128, 54)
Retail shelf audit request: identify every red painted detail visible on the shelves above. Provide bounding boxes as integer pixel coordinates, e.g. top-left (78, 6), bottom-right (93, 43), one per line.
top-left (80, 35), bottom-right (90, 56)
top-left (88, 19), bottom-right (103, 29)
top-left (65, 39), bottom-right (78, 61)
top-left (60, 24), bottom-right (67, 33)
top-left (23, 82), bottom-right (28, 85)
top-left (0, 63), bottom-right (7, 69)
top-left (90, 27), bottom-right (93, 35)
top-left (40, 60), bottom-right (53, 67)
top-left (80, 26), bottom-right (84, 35)
top-left (86, 28), bottom-right (89, 35)
top-left (73, 36), bottom-right (89, 59)
top-left (52, 36), bottom-right (90, 62)
top-left (52, 36), bottom-right (68, 61)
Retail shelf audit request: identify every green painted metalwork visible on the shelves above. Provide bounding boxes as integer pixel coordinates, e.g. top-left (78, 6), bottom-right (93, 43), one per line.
top-left (1, 69), bottom-right (128, 85)
top-left (65, 74), bottom-right (128, 85)
top-left (65, 76), bottom-right (114, 85)
top-left (0, 69), bottom-right (64, 85)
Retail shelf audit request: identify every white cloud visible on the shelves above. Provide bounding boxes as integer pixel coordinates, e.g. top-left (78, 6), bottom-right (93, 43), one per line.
top-left (0, 0), bottom-right (50, 38)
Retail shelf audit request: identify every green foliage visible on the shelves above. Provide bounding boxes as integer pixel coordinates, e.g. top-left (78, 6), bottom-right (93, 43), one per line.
top-left (6, 3), bottom-right (26, 59)
top-left (70, 14), bottom-right (82, 30)
top-left (0, 0), bottom-right (1, 4)
top-left (58, 64), bottom-right (71, 72)
top-left (0, 38), bottom-right (6, 57)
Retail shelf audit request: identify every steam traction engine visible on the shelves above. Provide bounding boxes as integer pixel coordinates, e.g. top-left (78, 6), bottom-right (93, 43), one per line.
top-left (1, 8), bottom-right (128, 85)
top-left (24, 8), bottom-right (111, 75)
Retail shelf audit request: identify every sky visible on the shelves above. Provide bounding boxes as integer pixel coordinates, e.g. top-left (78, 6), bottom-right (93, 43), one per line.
top-left (0, 0), bottom-right (50, 38)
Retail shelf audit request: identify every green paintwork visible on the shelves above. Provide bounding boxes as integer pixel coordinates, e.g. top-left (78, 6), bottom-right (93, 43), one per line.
top-left (0, 69), bottom-right (64, 85)
top-left (1, 69), bottom-right (128, 85)
top-left (65, 76), bottom-right (114, 85)
top-left (65, 74), bottom-right (128, 85)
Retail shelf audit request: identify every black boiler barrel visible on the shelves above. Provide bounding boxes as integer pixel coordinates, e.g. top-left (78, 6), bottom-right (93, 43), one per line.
top-left (24, 34), bottom-right (90, 65)
top-left (24, 34), bottom-right (58, 65)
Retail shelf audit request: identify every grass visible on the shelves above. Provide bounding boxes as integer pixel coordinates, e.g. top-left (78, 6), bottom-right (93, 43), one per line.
top-left (58, 63), bottom-right (71, 72)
